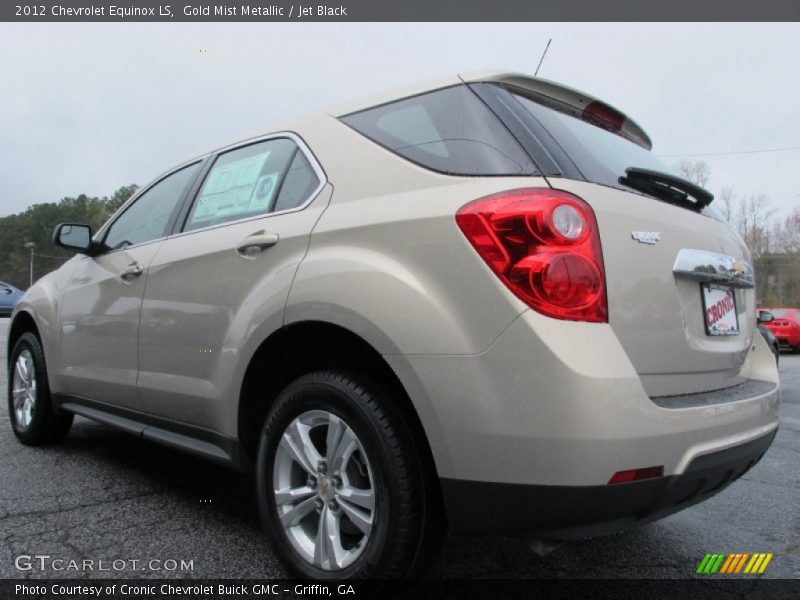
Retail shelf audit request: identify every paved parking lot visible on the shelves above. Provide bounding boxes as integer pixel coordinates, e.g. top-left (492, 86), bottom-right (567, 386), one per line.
top-left (1, 317), bottom-right (798, 579)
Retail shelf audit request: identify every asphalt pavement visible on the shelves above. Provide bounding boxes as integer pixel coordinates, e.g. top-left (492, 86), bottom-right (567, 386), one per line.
top-left (0, 317), bottom-right (798, 579)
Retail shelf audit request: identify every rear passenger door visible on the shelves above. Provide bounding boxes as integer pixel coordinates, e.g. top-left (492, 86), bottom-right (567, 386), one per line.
top-left (137, 134), bottom-right (330, 429)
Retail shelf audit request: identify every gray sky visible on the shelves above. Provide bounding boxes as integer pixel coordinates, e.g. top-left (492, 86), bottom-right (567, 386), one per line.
top-left (1, 22), bottom-right (799, 218)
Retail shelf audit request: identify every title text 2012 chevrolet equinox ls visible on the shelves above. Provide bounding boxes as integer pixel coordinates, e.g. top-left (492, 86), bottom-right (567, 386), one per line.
top-left (7, 71), bottom-right (780, 579)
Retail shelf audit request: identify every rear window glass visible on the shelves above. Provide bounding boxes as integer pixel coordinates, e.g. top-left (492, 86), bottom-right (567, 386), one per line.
top-left (341, 85), bottom-right (538, 176)
top-left (508, 89), bottom-right (672, 191)
top-left (769, 309), bottom-right (793, 318)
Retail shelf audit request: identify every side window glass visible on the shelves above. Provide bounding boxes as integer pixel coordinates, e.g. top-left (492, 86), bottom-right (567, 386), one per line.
top-left (273, 150), bottom-right (320, 212)
top-left (185, 138), bottom-right (311, 232)
top-left (104, 163), bottom-right (199, 251)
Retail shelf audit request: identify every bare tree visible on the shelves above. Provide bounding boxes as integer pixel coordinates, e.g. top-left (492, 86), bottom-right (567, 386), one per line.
top-left (674, 159), bottom-right (711, 188)
top-left (772, 207), bottom-right (800, 254)
top-left (737, 193), bottom-right (774, 257)
top-left (718, 187), bottom-right (736, 224)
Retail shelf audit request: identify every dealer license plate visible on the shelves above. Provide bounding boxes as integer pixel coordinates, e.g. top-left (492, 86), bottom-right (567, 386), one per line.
top-left (702, 284), bottom-right (739, 336)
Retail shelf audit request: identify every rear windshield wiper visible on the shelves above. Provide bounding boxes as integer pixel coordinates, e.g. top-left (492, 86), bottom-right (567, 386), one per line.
top-left (619, 167), bottom-right (714, 211)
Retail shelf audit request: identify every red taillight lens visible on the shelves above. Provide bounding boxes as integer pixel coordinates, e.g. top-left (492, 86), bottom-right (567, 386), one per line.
top-left (608, 466), bottom-right (664, 485)
top-left (456, 188), bottom-right (608, 322)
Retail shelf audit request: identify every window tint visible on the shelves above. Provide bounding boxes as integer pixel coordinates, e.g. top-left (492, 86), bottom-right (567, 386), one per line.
top-left (273, 150), bottom-right (320, 212)
top-left (185, 138), bottom-right (311, 232)
top-left (104, 163), bottom-right (199, 251)
top-left (341, 85), bottom-right (537, 176)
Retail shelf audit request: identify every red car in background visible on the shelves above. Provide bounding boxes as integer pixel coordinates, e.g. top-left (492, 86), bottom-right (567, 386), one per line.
top-left (759, 308), bottom-right (800, 352)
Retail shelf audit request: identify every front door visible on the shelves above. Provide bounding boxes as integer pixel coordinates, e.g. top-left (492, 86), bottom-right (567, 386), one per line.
top-left (54, 162), bottom-right (201, 410)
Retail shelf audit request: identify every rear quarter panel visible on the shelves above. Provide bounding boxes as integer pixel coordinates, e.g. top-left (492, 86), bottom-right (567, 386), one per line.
top-left (286, 115), bottom-right (540, 355)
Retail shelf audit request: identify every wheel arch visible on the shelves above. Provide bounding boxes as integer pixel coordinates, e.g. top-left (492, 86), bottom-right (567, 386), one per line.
top-left (7, 310), bottom-right (40, 364)
top-left (237, 320), bottom-right (445, 521)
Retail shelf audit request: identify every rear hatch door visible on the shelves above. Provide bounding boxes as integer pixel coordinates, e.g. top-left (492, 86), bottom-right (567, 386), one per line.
top-left (471, 74), bottom-right (757, 397)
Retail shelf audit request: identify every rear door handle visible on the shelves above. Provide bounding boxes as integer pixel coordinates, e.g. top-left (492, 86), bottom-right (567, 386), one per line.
top-left (236, 231), bottom-right (280, 257)
top-left (120, 262), bottom-right (144, 281)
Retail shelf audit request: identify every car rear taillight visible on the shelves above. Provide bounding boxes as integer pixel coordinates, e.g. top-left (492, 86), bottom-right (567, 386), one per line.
top-left (456, 188), bottom-right (607, 322)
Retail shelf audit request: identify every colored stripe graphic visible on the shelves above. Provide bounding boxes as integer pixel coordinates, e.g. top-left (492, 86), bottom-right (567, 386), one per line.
top-left (699, 553), bottom-right (773, 574)
top-left (719, 554), bottom-right (736, 574)
top-left (744, 554), bottom-right (759, 573)
top-left (734, 553), bottom-right (749, 573)
top-left (710, 554), bottom-right (725, 573)
top-left (759, 554), bottom-right (773, 573)
top-left (696, 554), bottom-right (713, 574)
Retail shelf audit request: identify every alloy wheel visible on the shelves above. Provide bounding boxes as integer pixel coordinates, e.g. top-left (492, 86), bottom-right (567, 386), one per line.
top-left (272, 410), bottom-right (376, 571)
top-left (11, 349), bottom-right (37, 430)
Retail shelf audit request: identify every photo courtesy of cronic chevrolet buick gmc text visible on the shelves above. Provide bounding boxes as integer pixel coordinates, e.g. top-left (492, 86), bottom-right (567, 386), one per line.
top-left (6, 71), bottom-right (780, 580)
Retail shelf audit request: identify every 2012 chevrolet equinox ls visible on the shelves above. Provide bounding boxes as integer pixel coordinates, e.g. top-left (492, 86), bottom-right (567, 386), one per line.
top-left (7, 71), bottom-right (780, 579)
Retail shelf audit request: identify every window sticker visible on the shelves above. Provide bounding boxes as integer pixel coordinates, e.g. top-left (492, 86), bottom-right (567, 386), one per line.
top-left (248, 172), bottom-right (280, 212)
top-left (193, 151), bottom-right (270, 222)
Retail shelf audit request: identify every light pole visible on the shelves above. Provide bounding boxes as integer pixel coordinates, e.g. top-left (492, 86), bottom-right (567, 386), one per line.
top-left (24, 242), bottom-right (35, 288)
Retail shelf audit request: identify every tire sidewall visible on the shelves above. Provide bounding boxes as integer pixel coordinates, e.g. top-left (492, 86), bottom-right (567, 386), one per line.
top-left (256, 374), bottom-right (400, 580)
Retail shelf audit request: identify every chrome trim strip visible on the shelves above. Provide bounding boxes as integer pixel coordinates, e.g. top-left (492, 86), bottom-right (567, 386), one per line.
top-left (673, 248), bottom-right (755, 289)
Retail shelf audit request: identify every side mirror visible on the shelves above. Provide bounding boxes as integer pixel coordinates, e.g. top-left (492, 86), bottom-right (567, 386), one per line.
top-left (758, 311), bottom-right (774, 323)
top-left (53, 223), bottom-right (94, 254)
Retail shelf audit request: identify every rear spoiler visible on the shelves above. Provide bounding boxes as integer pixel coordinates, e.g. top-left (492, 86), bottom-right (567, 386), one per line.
top-left (460, 71), bottom-right (653, 151)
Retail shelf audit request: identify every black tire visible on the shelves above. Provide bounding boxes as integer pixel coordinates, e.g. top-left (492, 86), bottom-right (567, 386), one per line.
top-left (256, 370), bottom-right (440, 580)
top-left (8, 332), bottom-right (73, 445)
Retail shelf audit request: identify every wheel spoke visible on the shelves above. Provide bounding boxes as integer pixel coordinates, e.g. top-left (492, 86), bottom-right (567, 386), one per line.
top-left (274, 485), bottom-right (315, 507)
top-left (325, 414), bottom-right (345, 463)
top-left (336, 485), bottom-right (374, 511)
top-left (15, 359), bottom-right (27, 384)
top-left (279, 495), bottom-right (318, 527)
top-left (280, 420), bottom-right (322, 476)
top-left (313, 506), bottom-right (343, 570)
top-left (24, 356), bottom-right (35, 385)
top-left (11, 387), bottom-right (26, 408)
top-left (329, 426), bottom-right (358, 473)
top-left (337, 497), bottom-right (373, 536)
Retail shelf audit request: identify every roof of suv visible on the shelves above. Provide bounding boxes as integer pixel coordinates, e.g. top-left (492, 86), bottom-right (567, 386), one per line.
top-left (171, 70), bottom-right (653, 180)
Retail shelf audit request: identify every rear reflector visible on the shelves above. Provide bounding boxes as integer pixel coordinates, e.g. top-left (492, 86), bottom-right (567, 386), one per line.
top-left (608, 466), bottom-right (664, 485)
top-left (456, 188), bottom-right (608, 322)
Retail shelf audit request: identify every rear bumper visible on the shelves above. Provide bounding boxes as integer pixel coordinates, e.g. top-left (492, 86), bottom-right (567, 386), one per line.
top-left (387, 310), bottom-right (781, 487)
top-left (442, 429), bottom-right (776, 537)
